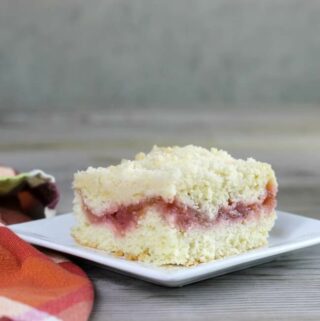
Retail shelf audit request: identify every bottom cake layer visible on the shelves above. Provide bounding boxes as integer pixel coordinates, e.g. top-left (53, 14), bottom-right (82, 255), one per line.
top-left (72, 207), bottom-right (276, 266)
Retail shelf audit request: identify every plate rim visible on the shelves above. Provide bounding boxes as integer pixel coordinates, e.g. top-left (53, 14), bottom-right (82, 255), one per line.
top-left (9, 210), bottom-right (320, 287)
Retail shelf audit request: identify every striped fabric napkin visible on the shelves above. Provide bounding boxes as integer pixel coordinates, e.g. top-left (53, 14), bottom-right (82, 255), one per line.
top-left (0, 167), bottom-right (94, 321)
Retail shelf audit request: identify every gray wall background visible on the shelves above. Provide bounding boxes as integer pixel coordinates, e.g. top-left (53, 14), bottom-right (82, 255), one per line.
top-left (1, 0), bottom-right (320, 109)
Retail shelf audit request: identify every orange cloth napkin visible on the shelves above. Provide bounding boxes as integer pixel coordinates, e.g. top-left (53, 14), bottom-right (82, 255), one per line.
top-left (0, 167), bottom-right (94, 321)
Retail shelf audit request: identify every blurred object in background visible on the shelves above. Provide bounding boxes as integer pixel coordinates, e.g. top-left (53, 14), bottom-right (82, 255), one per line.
top-left (0, 0), bottom-right (320, 110)
top-left (0, 167), bottom-right (59, 224)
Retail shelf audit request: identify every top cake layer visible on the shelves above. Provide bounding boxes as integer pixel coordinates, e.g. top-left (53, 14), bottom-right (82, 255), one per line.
top-left (74, 145), bottom-right (277, 219)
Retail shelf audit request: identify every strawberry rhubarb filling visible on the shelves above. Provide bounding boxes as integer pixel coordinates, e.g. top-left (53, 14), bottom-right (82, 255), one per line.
top-left (80, 183), bottom-right (277, 237)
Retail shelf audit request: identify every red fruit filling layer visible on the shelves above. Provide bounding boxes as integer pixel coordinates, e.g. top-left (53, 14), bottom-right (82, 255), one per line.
top-left (81, 183), bottom-right (277, 236)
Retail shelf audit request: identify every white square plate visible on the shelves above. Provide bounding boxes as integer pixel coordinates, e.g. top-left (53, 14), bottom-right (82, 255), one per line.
top-left (10, 211), bottom-right (320, 287)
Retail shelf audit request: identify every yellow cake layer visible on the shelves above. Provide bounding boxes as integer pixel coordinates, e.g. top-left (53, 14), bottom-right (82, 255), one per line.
top-left (72, 201), bottom-right (276, 266)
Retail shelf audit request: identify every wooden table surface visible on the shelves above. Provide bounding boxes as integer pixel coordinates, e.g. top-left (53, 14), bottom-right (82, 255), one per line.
top-left (2, 106), bottom-right (320, 320)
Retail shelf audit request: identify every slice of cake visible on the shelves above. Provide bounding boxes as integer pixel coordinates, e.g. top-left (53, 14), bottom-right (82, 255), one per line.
top-left (72, 145), bottom-right (277, 266)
